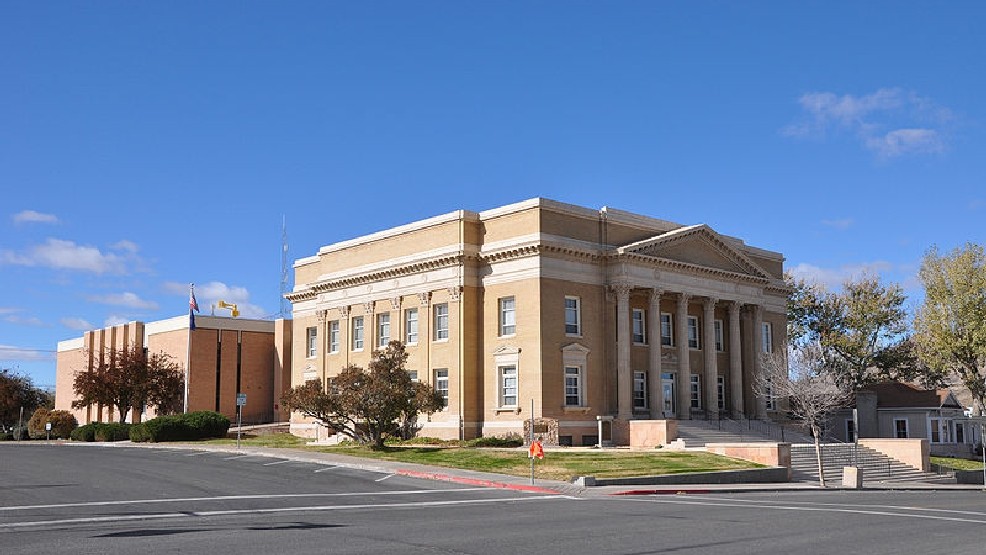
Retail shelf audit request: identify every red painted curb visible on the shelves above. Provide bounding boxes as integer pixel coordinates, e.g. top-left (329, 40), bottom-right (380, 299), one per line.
top-left (610, 489), bottom-right (713, 496)
top-left (396, 469), bottom-right (562, 495)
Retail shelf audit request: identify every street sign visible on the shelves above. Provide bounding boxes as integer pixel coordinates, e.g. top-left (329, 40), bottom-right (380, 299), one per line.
top-left (45, 422), bottom-right (52, 431)
top-left (236, 393), bottom-right (247, 406)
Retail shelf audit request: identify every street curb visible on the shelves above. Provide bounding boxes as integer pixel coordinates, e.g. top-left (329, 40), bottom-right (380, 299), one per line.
top-left (396, 469), bottom-right (563, 495)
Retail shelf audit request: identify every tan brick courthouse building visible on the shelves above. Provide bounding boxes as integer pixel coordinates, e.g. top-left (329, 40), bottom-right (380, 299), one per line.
top-left (287, 198), bottom-right (787, 445)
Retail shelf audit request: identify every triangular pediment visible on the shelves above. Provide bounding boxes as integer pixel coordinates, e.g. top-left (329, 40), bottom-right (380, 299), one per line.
top-left (617, 224), bottom-right (770, 279)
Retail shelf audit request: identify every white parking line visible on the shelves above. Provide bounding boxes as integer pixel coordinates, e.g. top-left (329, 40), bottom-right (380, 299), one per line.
top-left (0, 488), bottom-right (496, 512)
top-left (262, 460), bottom-right (290, 466)
top-left (314, 465), bottom-right (339, 473)
top-left (624, 496), bottom-right (986, 525)
top-left (375, 474), bottom-right (395, 482)
top-left (1, 495), bottom-right (570, 529)
top-left (183, 452), bottom-right (208, 457)
top-left (223, 455), bottom-right (249, 460)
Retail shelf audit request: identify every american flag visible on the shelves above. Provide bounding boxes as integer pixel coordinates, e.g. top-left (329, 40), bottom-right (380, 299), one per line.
top-left (189, 284), bottom-right (200, 330)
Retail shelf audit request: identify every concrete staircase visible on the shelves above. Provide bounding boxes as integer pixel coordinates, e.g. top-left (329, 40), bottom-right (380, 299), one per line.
top-left (675, 418), bottom-right (813, 447)
top-left (789, 443), bottom-right (953, 484)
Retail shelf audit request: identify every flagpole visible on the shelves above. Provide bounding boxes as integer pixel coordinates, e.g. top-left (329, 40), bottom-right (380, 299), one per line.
top-left (184, 283), bottom-right (193, 414)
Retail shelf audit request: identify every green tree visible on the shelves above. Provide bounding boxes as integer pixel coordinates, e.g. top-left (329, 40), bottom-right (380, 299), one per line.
top-left (0, 368), bottom-right (45, 431)
top-left (787, 274), bottom-right (924, 391)
top-left (281, 341), bottom-right (444, 448)
top-left (72, 345), bottom-right (185, 423)
top-left (914, 243), bottom-right (986, 412)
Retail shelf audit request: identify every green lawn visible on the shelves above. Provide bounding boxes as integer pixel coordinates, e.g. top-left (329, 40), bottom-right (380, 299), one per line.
top-left (931, 456), bottom-right (985, 471)
top-left (315, 446), bottom-right (762, 481)
top-left (199, 434), bottom-right (764, 481)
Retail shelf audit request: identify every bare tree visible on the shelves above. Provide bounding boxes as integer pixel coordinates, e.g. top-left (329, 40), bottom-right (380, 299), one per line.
top-left (758, 343), bottom-right (851, 488)
top-left (281, 341), bottom-right (444, 448)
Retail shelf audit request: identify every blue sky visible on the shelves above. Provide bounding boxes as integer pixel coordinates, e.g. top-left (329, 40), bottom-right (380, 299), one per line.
top-left (2, 2), bottom-right (984, 388)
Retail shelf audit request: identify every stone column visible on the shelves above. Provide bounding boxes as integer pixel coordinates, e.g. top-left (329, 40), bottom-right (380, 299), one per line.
top-left (703, 298), bottom-right (718, 419)
top-left (675, 292), bottom-right (691, 419)
top-left (752, 304), bottom-right (765, 418)
top-left (613, 283), bottom-right (633, 420)
top-left (648, 289), bottom-right (664, 419)
top-left (728, 301), bottom-right (744, 418)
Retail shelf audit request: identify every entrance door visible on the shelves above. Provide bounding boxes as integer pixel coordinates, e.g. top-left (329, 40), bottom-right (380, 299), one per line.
top-left (661, 372), bottom-right (676, 418)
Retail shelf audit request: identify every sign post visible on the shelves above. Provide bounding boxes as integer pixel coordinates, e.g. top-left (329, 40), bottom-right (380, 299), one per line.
top-left (236, 393), bottom-right (247, 449)
top-left (45, 421), bottom-right (51, 443)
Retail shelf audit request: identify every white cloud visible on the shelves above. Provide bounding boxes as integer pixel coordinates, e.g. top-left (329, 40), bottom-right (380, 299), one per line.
top-left (12, 210), bottom-right (58, 224)
top-left (3, 314), bottom-right (45, 327)
top-left (104, 315), bottom-right (131, 327)
top-left (865, 128), bottom-right (944, 158)
top-left (163, 280), bottom-right (268, 319)
top-left (0, 345), bottom-right (54, 362)
top-left (0, 307), bottom-right (19, 315)
top-left (61, 317), bottom-right (94, 331)
top-left (788, 261), bottom-right (894, 290)
top-left (111, 240), bottom-right (139, 254)
top-left (86, 292), bottom-right (159, 310)
top-left (0, 238), bottom-right (129, 274)
top-left (821, 218), bottom-right (853, 230)
top-left (783, 88), bottom-right (953, 158)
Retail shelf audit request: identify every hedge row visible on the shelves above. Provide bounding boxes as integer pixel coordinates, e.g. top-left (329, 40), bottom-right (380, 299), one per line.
top-left (130, 411), bottom-right (230, 443)
top-left (70, 422), bottom-right (131, 442)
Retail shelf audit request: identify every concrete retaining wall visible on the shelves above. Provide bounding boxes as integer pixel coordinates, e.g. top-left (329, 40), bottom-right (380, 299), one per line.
top-left (859, 438), bottom-right (929, 472)
top-left (579, 467), bottom-right (790, 486)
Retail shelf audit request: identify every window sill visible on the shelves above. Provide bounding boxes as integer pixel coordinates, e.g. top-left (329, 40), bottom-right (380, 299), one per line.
top-left (498, 333), bottom-right (516, 339)
top-left (563, 406), bottom-right (592, 414)
top-left (565, 333), bottom-right (582, 338)
top-left (328, 351), bottom-right (339, 355)
top-left (633, 342), bottom-right (648, 347)
top-left (433, 338), bottom-right (449, 343)
top-left (406, 342), bottom-right (418, 347)
top-left (495, 407), bottom-right (521, 414)
top-left (353, 348), bottom-right (364, 353)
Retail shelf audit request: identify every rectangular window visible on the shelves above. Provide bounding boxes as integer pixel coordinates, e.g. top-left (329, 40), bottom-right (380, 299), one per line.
top-left (633, 371), bottom-right (647, 410)
top-left (564, 366), bottom-right (582, 406)
top-left (632, 309), bottom-right (646, 344)
top-left (434, 369), bottom-right (449, 407)
top-left (687, 316), bottom-right (700, 349)
top-left (499, 296), bottom-right (516, 336)
top-left (714, 320), bottom-right (724, 352)
top-left (408, 370), bottom-right (418, 383)
top-left (846, 420), bottom-right (856, 443)
top-left (499, 365), bottom-right (518, 407)
top-left (352, 316), bottom-right (364, 351)
top-left (690, 375), bottom-right (701, 409)
top-left (306, 327), bottom-right (317, 358)
top-left (957, 423), bottom-right (965, 444)
top-left (434, 303), bottom-right (449, 341)
top-left (377, 313), bottom-right (390, 348)
top-left (765, 377), bottom-right (776, 410)
top-left (717, 376), bottom-right (725, 411)
top-left (762, 322), bottom-right (773, 353)
top-left (405, 308), bottom-right (418, 344)
top-left (661, 313), bottom-right (673, 346)
top-left (328, 320), bottom-right (340, 353)
top-left (565, 296), bottom-right (581, 335)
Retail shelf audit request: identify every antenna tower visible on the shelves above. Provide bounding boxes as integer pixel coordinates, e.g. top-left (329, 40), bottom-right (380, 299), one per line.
top-left (279, 215), bottom-right (291, 318)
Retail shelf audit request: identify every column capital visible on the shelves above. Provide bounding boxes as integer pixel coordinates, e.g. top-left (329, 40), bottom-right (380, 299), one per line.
top-left (611, 282), bottom-right (633, 298)
top-left (316, 309), bottom-right (328, 324)
top-left (703, 297), bottom-right (719, 310)
top-left (390, 297), bottom-right (402, 310)
top-left (447, 286), bottom-right (463, 303)
top-left (649, 288), bottom-right (664, 302)
top-left (363, 301), bottom-right (375, 315)
top-left (677, 291), bottom-right (691, 303)
top-left (337, 305), bottom-right (351, 318)
top-left (417, 292), bottom-right (432, 306)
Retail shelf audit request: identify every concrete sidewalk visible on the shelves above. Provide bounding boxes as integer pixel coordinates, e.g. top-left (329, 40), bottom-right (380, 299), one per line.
top-left (94, 441), bottom-right (986, 498)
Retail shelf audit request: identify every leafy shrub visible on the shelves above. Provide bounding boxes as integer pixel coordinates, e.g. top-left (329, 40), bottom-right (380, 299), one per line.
top-left (94, 422), bottom-right (131, 442)
top-left (183, 411), bottom-right (231, 438)
top-left (70, 423), bottom-right (98, 442)
top-left (28, 408), bottom-right (78, 439)
top-left (384, 436), bottom-right (458, 447)
top-left (467, 433), bottom-right (524, 448)
top-left (129, 423), bottom-right (150, 443)
top-left (138, 411), bottom-right (230, 442)
top-left (11, 427), bottom-right (29, 441)
top-left (0, 432), bottom-right (13, 441)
